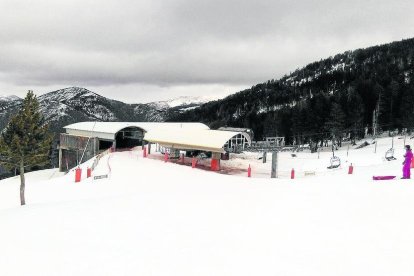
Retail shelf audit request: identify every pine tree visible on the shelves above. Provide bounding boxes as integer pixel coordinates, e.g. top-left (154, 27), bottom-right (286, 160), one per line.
top-left (324, 103), bottom-right (346, 148)
top-left (0, 90), bottom-right (53, 205)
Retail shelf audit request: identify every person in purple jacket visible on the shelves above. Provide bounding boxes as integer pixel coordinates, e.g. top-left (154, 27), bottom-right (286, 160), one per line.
top-left (402, 145), bottom-right (413, 179)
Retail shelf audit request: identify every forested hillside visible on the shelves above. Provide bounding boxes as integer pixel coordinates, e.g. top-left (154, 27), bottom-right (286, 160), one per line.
top-left (169, 38), bottom-right (414, 147)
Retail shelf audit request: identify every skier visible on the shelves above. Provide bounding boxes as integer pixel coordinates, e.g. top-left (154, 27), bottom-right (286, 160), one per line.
top-left (402, 145), bottom-right (413, 179)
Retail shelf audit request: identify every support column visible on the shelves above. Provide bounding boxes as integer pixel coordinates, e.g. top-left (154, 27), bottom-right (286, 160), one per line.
top-left (148, 143), bottom-right (151, 154)
top-left (271, 151), bottom-right (278, 178)
top-left (211, 152), bottom-right (221, 171)
top-left (58, 148), bottom-right (63, 172)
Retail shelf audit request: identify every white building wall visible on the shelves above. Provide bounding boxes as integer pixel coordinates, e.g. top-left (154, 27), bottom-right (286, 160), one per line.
top-left (65, 129), bottom-right (115, 140)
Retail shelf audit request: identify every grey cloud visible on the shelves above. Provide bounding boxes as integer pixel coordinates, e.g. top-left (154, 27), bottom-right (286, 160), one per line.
top-left (0, 0), bottom-right (413, 100)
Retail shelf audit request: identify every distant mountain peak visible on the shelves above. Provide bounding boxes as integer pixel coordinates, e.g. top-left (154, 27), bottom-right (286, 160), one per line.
top-left (40, 87), bottom-right (100, 102)
top-left (0, 95), bottom-right (21, 102)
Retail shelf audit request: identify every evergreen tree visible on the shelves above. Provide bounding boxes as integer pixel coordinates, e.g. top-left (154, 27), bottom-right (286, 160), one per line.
top-left (324, 103), bottom-right (346, 148)
top-left (0, 91), bottom-right (53, 205)
top-left (399, 86), bottom-right (414, 132)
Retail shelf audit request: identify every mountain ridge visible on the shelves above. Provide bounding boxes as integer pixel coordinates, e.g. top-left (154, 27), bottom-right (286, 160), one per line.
top-left (169, 37), bottom-right (414, 146)
top-left (0, 87), bottom-right (211, 133)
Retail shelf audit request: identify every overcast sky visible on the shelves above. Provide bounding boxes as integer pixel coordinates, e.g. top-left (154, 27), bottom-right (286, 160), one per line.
top-left (0, 0), bottom-right (413, 103)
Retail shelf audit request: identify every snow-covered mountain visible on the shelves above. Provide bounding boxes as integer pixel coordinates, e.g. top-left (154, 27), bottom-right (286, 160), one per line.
top-left (0, 87), bottom-right (206, 133)
top-left (170, 37), bottom-right (414, 140)
top-left (0, 87), bottom-right (219, 133)
top-left (0, 95), bottom-right (20, 102)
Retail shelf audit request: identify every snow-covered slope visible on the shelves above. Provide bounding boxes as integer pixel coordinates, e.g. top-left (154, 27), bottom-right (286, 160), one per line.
top-left (0, 95), bottom-right (22, 130)
top-left (1, 136), bottom-right (414, 275)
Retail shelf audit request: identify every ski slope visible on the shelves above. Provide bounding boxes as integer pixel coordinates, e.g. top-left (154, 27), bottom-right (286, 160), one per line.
top-left (1, 136), bottom-right (414, 275)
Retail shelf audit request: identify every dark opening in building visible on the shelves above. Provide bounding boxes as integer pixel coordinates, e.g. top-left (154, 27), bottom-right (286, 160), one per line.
top-left (99, 140), bottom-right (113, 151)
top-left (115, 127), bottom-right (144, 149)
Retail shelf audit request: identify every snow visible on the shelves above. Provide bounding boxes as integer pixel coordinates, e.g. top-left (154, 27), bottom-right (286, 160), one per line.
top-left (179, 105), bottom-right (200, 111)
top-left (1, 136), bottom-right (414, 275)
top-left (0, 95), bottom-right (20, 102)
top-left (144, 129), bottom-right (245, 152)
top-left (64, 122), bottom-right (210, 140)
top-left (404, 71), bottom-right (410, 84)
top-left (149, 95), bottom-right (219, 109)
top-left (37, 87), bottom-right (119, 122)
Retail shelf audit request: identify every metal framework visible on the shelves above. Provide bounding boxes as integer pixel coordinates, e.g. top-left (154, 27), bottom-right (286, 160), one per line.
top-left (224, 133), bottom-right (249, 153)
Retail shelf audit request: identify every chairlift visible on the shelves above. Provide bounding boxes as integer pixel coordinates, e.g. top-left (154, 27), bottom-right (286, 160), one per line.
top-left (327, 156), bottom-right (341, 169)
top-left (385, 148), bottom-right (396, 161)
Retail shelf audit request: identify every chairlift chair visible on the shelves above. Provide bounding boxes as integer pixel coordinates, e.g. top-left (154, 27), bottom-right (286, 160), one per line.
top-left (385, 148), bottom-right (397, 161)
top-left (327, 156), bottom-right (341, 169)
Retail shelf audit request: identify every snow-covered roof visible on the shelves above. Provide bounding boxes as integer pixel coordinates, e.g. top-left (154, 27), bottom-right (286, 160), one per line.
top-left (64, 121), bottom-right (248, 152)
top-left (144, 129), bottom-right (248, 153)
top-left (64, 122), bottom-right (210, 140)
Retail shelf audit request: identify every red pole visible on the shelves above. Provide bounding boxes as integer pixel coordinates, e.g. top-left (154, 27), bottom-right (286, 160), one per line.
top-left (164, 152), bottom-right (169, 162)
top-left (75, 168), bottom-right (82, 182)
top-left (211, 159), bottom-right (217, 171)
top-left (248, 164), bottom-right (251, 177)
top-left (143, 146), bottom-right (147, 158)
top-left (348, 163), bottom-right (353, 174)
top-left (181, 153), bottom-right (185, 164)
top-left (192, 157), bottom-right (196, 168)
top-left (87, 167), bottom-right (91, 178)
top-left (291, 168), bottom-right (295, 179)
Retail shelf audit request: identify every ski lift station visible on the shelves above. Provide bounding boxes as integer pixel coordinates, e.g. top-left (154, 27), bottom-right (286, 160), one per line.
top-left (58, 122), bottom-right (251, 172)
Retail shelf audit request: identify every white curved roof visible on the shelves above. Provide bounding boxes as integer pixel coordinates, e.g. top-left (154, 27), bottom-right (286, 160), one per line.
top-left (64, 122), bottom-right (210, 140)
top-left (144, 129), bottom-right (248, 153)
top-left (64, 121), bottom-right (249, 152)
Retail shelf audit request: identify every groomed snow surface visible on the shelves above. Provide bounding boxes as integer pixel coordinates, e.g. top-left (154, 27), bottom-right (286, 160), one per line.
top-left (1, 136), bottom-right (414, 275)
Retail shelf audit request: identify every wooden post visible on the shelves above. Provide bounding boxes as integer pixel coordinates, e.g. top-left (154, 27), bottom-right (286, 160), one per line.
top-left (263, 151), bottom-right (267, 163)
top-left (148, 143), bottom-right (151, 155)
top-left (271, 151), bottom-right (278, 178)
